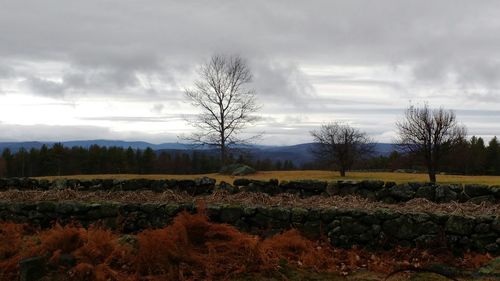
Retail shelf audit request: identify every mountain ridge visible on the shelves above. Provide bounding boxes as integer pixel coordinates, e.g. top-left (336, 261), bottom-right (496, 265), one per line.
top-left (0, 140), bottom-right (397, 165)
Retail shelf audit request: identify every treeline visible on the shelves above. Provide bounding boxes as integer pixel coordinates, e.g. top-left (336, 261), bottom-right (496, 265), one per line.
top-left (0, 144), bottom-right (297, 177)
top-left (1, 136), bottom-right (499, 178)
top-left (362, 136), bottom-right (500, 175)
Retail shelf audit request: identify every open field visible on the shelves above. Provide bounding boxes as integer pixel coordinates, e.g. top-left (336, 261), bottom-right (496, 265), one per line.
top-left (36, 170), bottom-right (500, 185)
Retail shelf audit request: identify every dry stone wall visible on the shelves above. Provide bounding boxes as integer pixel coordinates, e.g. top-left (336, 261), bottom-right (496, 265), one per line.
top-left (0, 177), bottom-right (499, 204)
top-left (0, 201), bottom-right (498, 254)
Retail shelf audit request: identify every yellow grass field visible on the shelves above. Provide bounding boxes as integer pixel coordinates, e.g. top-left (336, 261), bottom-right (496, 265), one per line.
top-left (37, 170), bottom-right (500, 185)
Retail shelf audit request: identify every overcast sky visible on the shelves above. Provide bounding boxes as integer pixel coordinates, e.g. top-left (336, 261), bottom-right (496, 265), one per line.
top-left (1, 1), bottom-right (500, 145)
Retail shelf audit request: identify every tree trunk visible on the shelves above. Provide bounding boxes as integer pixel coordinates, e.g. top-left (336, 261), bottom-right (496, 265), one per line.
top-left (339, 168), bottom-right (346, 177)
top-left (428, 167), bottom-right (436, 183)
top-left (220, 145), bottom-right (226, 165)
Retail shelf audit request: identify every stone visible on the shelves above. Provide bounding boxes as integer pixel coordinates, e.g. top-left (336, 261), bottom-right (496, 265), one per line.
top-left (150, 180), bottom-right (169, 192)
top-left (471, 233), bottom-right (499, 251)
top-left (265, 207), bottom-right (291, 222)
top-left (233, 178), bottom-right (252, 186)
top-left (445, 215), bottom-right (476, 235)
top-left (325, 182), bottom-right (340, 195)
top-left (415, 235), bottom-right (439, 247)
top-left (232, 165), bottom-right (256, 176)
top-left (360, 214), bottom-right (381, 225)
top-left (87, 204), bottom-right (119, 219)
top-left (337, 181), bottom-right (360, 195)
top-left (485, 243), bottom-right (499, 253)
top-left (240, 180), bottom-right (280, 195)
top-left (492, 218), bottom-right (500, 233)
top-left (374, 208), bottom-right (400, 220)
top-left (415, 185), bottom-right (435, 201)
top-left (360, 180), bottom-right (384, 190)
top-left (388, 184), bottom-right (415, 201)
top-left (279, 180), bottom-right (327, 196)
top-left (195, 176), bottom-right (216, 187)
top-left (320, 208), bottom-right (340, 223)
top-left (464, 184), bottom-right (492, 198)
top-left (19, 256), bottom-right (46, 281)
top-left (51, 179), bottom-right (67, 190)
top-left (407, 182), bottom-right (425, 191)
top-left (341, 219), bottom-right (369, 234)
top-left (475, 223), bottom-right (491, 234)
top-left (382, 216), bottom-right (419, 239)
top-left (418, 221), bottom-right (440, 235)
top-left (243, 206), bottom-right (257, 216)
top-left (36, 201), bottom-right (56, 212)
top-left (435, 185), bottom-right (458, 202)
top-left (385, 181), bottom-right (396, 188)
top-left (356, 189), bottom-right (377, 200)
top-left (219, 206), bottom-right (243, 223)
top-left (468, 195), bottom-right (496, 204)
top-left (291, 207), bottom-right (308, 222)
top-left (37, 179), bottom-right (51, 190)
top-left (328, 220), bottom-right (341, 231)
top-left (215, 181), bottom-right (238, 193)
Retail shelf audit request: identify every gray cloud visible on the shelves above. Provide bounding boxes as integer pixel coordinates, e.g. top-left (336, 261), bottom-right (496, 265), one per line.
top-left (2, 1), bottom-right (500, 143)
top-left (79, 114), bottom-right (188, 123)
top-left (252, 61), bottom-right (316, 105)
top-left (3, 1), bottom-right (500, 97)
top-left (0, 123), bottom-right (178, 143)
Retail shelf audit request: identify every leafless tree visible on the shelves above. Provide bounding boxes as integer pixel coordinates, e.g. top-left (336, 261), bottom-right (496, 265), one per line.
top-left (184, 54), bottom-right (260, 163)
top-left (310, 122), bottom-right (373, 177)
top-left (396, 104), bottom-right (466, 183)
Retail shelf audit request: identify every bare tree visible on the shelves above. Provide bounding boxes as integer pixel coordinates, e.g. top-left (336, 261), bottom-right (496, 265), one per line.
top-left (396, 104), bottom-right (466, 183)
top-left (184, 54), bottom-right (260, 163)
top-left (310, 122), bottom-right (373, 177)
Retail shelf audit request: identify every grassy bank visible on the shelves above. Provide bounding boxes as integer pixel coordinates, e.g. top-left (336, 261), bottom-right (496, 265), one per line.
top-left (36, 170), bottom-right (500, 185)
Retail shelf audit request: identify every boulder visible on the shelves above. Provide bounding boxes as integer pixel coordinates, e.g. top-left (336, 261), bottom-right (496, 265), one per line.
top-left (219, 163), bottom-right (256, 176)
top-left (232, 165), bottom-right (256, 176)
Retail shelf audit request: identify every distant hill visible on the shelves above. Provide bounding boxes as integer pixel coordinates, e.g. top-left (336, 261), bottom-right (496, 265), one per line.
top-left (0, 140), bottom-right (397, 165)
top-left (0, 140), bottom-right (192, 152)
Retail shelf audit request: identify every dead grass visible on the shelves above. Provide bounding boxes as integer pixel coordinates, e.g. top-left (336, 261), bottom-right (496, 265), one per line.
top-left (35, 170), bottom-right (500, 185)
top-left (1, 190), bottom-right (498, 216)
